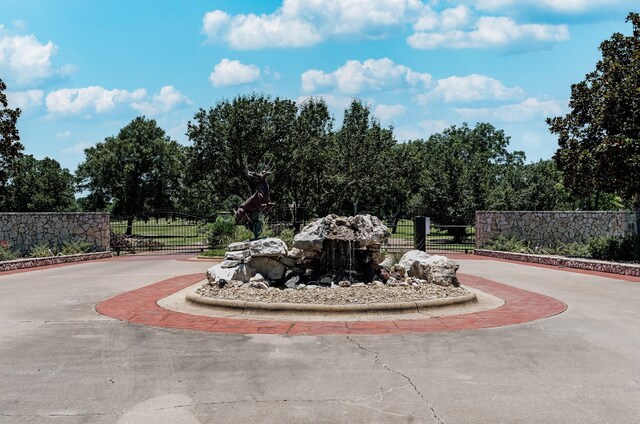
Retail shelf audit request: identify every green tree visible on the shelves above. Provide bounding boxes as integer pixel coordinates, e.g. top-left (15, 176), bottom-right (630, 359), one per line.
top-left (420, 123), bottom-right (522, 225)
top-left (0, 78), bottom-right (24, 204)
top-left (5, 155), bottom-right (76, 211)
top-left (547, 12), bottom-right (640, 233)
top-left (185, 93), bottom-right (297, 215)
top-left (76, 117), bottom-right (185, 234)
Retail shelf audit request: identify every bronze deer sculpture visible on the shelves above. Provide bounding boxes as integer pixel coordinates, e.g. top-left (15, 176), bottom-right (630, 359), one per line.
top-left (233, 158), bottom-right (274, 226)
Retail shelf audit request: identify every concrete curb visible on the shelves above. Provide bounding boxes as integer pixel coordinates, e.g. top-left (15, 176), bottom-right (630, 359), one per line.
top-left (186, 288), bottom-right (477, 313)
top-left (0, 252), bottom-right (113, 272)
top-left (475, 249), bottom-right (640, 277)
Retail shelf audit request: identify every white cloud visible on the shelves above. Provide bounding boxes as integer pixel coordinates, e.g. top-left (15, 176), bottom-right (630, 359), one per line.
top-left (131, 86), bottom-right (192, 116)
top-left (471, 0), bottom-right (631, 13)
top-left (45, 86), bottom-right (146, 115)
top-left (420, 119), bottom-right (451, 134)
top-left (56, 130), bottom-right (71, 139)
top-left (203, 0), bottom-right (428, 49)
top-left (62, 141), bottom-right (93, 155)
top-left (209, 59), bottom-right (261, 87)
top-left (417, 74), bottom-right (524, 104)
top-left (455, 97), bottom-right (566, 122)
top-left (5, 89), bottom-right (44, 110)
top-left (394, 127), bottom-right (423, 141)
top-left (301, 58), bottom-right (431, 94)
top-left (408, 16), bottom-right (568, 49)
top-left (0, 32), bottom-right (57, 85)
top-left (373, 104), bottom-right (406, 123)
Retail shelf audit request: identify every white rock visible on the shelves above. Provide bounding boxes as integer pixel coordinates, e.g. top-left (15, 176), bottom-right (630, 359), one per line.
top-left (292, 219), bottom-right (325, 251)
top-left (228, 241), bottom-right (251, 251)
top-left (249, 256), bottom-right (286, 280)
top-left (220, 259), bottom-right (240, 268)
top-left (225, 250), bottom-right (250, 261)
top-left (338, 280), bottom-right (351, 287)
top-left (249, 281), bottom-right (269, 290)
top-left (206, 263), bottom-right (253, 283)
top-left (249, 238), bottom-right (288, 257)
top-left (398, 250), bottom-right (459, 287)
top-left (250, 273), bottom-right (265, 282)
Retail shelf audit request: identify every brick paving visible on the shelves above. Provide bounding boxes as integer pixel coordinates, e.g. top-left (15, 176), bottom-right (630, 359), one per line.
top-left (96, 272), bottom-right (567, 335)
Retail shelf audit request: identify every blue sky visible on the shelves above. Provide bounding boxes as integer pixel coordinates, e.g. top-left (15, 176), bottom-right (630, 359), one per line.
top-left (1, 0), bottom-right (636, 171)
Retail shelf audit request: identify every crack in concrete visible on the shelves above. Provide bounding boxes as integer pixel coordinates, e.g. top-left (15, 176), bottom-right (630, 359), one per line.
top-left (347, 336), bottom-right (446, 424)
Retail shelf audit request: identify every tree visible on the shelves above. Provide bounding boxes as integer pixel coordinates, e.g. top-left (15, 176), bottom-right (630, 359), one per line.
top-left (76, 117), bottom-right (185, 234)
top-left (4, 155), bottom-right (76, 211)
top-left (548, 12), bottom-right (640, 233)
top-left (0, 78), bottom-right (24, 203)
top-left (185, 93), bottom-right (297, 215)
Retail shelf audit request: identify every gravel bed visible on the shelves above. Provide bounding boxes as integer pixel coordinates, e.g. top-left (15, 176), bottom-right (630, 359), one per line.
top-left (196, 283), bottom-right (470, 305)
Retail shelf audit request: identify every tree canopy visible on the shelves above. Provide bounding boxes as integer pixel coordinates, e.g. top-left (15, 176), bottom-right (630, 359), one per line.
top-left (0, 78), bottom-right (24, 201)
top-left (548, 12), bottom-right (640, 231)
top-left (76, 117), bottom-right (185, 231)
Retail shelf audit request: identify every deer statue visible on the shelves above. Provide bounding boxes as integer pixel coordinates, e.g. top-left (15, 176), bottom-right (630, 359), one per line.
top-left (233, 158), bottom-right (274, 230)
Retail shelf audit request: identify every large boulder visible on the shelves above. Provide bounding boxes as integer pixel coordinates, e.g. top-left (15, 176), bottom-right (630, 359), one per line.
top-left (397, 250), bottom-right (459, 287)
top-left (249, 256), bottom-right (287, 280)
top-left (249, 238), bottom-right (288, 257)
top-left (206, 263), bottom-right (253, 284)
top-left (293, 214), bottom-right (390, 251)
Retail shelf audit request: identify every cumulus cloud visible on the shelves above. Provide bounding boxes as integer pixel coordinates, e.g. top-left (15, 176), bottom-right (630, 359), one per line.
top-left (416, 74), bottom-right (524, 104)
top-left (373, 104), bottom-right (407, 123)
top-left (408, 16), bottom-right (568, 50)
top-left (5, 89), bottom-right (44, 110)
top-left (45, 86), bottom-right (146, 115)
top-left (471, 0), bottom-right (632, 14)
top-left (131, 86), bottom-right (192, 115)
top-left (202, 0), bottom-right (428, 49)
top-left (209, 59), bottom-right (261, 87)
top-left (455, 97), bottom-right (566, 122)
top-left (0, 31), bottom-right (57, 85)
top-left (420, 120), bottom-right (451, 134)
top-left (62, 141), bottom-right (94, 155)
top-left (301, 58), bottom-right (431, 94)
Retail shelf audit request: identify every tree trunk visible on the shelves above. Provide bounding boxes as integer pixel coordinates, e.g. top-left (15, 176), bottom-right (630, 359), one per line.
top-left (126, 217), bottom-right (133, 236)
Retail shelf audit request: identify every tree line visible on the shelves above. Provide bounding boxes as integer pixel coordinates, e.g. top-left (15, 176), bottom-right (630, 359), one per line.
top-left (0, 13), bottom-right (638, 227)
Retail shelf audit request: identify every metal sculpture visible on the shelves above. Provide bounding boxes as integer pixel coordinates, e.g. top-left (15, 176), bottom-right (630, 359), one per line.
top-left (234, 158), bottom-right (275, 238)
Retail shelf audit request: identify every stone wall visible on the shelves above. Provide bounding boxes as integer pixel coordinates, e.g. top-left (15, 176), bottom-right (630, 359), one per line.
top-left (0, 213), bottom-right (110, 254)
top-left (475, 211), bottom-right (636, 248)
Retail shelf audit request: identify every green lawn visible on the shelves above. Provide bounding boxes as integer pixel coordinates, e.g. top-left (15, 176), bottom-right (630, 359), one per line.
top-left (110, 218), bottom-right (205, 247)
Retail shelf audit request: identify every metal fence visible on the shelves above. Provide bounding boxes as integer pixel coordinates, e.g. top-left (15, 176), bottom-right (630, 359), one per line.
top-left (109, 211), bottom-right (474, 255)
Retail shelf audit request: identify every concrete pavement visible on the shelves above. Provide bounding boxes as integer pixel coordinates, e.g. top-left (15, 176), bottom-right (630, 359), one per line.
top-left (0, 255), bottom-right (639, 423)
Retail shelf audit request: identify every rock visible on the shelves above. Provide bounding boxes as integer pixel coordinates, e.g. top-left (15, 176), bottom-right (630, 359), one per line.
top-left (249, 281), bottom-right (269, 290)
top-left (427, 256), bottom-right (460, 287)
top-left (287, 248), bottom-right (305, 258)
top-left (378, 268), bottom-right (390, 281)
top-left (305, 285), bottom-right (319, 289)
top-left (249, 238), bottom-right (288, 257)
top-left (217, 278), bottom-right (228, 288)
top-left (277, 256), bottom-right (298, 268)
top-left (250, 273), bottom-right (265, 282)
top-left (391, 264), bottom-right (406, 278)
top-left (285, 275), bottom-right (300, 289)
top-left (249, 256), bottom-right (286, 280)
top-left (292, 218), bottom-right (326, 251)
top-left (225, 250), bottom-right (250, 261)
top-left (228, 241), bottom-right (251, 251)
top-left (229, 280), bottom-right (244, 287)
top-left (319, 274), bottom-right (334, 285)
top-left (293, 214), bottom-right (390, 251)
top-left (386, 277), bottom-right (398, 286)
top-left (397, 250), bottom-right (459, 287)
top-left (352, 282), bottom-right (366, 287)
top-left (399, 281), bottom-right (409, 287)
top-left (338, 280), bottom-right (351, 287)
top-left (206, 263), bottom-right (253, 283)
top-left (220, 259), bottom-right (240, 268)
top-left (372, 280), bottom-right (385, 287)
top-left (380, 255), bottom-right (395, 268)
top-left (296, 284), bottom-right (306, 290)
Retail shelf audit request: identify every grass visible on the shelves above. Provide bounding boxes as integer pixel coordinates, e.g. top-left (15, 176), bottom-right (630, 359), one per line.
top-left (385, 219), bottom-right (475, 253)
top-left (110, 217), bottom-right (204, 247)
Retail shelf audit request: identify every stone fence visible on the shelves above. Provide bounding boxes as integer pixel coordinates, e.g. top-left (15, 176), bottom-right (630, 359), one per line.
top-left (0, 213), bottom-right (110, 254)
top-left (475, 211), bottom-right (636, 248)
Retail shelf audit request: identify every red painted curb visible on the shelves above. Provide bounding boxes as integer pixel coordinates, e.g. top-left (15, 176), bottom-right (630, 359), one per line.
top-left (95, 273), bottom-right (567, 335)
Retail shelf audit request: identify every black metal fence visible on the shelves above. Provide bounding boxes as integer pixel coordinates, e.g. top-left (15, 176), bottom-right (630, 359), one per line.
top-left (109, 211), bottom-right (474, 255)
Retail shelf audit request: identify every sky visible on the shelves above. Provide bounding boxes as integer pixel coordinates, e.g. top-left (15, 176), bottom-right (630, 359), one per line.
top-left (1, 0), bottom-right (637, 172)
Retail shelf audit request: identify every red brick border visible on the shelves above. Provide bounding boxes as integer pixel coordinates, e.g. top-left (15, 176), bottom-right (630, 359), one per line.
top-left (95, 273), bottom-right (567, 335)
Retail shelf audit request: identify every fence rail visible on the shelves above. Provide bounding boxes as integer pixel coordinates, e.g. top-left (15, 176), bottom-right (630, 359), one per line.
top-left (109, 212), bottom-right (474, 255)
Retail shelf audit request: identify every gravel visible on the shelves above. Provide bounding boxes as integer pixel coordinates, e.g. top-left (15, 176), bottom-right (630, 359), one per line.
top-left (196, 282), bottom-right (470, 305)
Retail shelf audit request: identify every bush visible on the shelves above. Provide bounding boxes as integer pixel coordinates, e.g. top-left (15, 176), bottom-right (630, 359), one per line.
top-left (28, 243), bottom-right (56, 258)
top-left (110, 230), bottom-right (135, 254)
top-left (205, 216), bottom-right (236, 248)
top-left (589, 236), bottom-right (640, 262)
top-left (60, 239), bottom-right (93, 255)
top-left (484, 236), bottom-right (532, 254)
top-left (0, 240), bottom-right (18, 261)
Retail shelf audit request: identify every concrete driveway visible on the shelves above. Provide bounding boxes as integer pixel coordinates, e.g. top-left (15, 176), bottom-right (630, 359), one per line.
top-left (0, 255), bottom-right (639, 423)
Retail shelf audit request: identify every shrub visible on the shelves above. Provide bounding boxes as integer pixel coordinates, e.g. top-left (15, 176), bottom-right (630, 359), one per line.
top-left (589, 236), bottom-right (640, 262)
top-left (205, 216), bottom-right (236, 248)
top-left (0, 240), bottom-right (18, 261)
top-left (110, 230), bottom-right (135, 255)
top-left (60, 239), bottom-right (93, 255)
top-left (28, 243), bottom-right (56, 258)
top-left (484, 236), bottom-right (532, 254)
